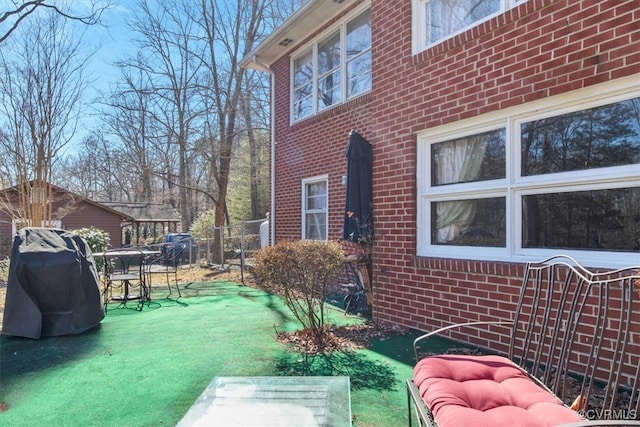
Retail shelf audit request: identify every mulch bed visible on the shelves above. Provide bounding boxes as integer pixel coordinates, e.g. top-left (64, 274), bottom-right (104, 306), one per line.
top-left (275, 322), bottom-right (405, 354)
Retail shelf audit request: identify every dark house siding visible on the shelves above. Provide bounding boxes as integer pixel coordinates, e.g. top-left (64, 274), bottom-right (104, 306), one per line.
top-left (54, 201), bottom-right (126, 249)
top-left (0, 185), bottom-right (130, 257)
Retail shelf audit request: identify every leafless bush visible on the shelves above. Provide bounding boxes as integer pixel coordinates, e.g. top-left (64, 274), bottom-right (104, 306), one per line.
top-left (254, 240), bottom-right (344, 346)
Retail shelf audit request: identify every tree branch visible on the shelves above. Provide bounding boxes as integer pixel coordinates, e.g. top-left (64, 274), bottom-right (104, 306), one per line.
top-left (1, 1), bottom-right (108, 44)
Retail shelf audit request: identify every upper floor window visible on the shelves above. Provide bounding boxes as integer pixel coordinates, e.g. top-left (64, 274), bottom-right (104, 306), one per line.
top-left (302, 176), bottom-right (328, 240)
top-left (417, 81), bottom-right (640, 267)
top-left (292, 7), bottom-right (371, 122)
top-left (412, 0), bottom-right (524, 53)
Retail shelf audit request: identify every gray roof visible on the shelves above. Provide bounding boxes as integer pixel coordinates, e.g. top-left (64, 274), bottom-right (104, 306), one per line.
top-left (98, 202), bottom-right (180, 222)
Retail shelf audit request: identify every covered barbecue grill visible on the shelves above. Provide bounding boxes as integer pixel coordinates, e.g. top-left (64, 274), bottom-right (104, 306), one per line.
top-left (2, 228), bottom-right (104, 339)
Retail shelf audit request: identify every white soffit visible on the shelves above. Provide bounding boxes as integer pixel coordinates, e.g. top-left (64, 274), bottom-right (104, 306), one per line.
top-left (241, 0), bottom-right (354, 70)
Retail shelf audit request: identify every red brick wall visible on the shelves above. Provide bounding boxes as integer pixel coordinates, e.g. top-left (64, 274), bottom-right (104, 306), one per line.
top-left (271, 56), bottom-right (374, 242)
top-left (271, 0), bottom-right (640, 353)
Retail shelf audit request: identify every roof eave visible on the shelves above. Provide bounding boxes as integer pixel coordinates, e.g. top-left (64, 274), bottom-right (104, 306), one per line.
top-left (1, 181), bottom-right (136, 221)
top-left (240, 0), bottom-right (356, 70)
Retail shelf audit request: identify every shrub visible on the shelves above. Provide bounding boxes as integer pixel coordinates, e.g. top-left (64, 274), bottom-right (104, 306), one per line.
top-left (190, 209), bottom-right (216, 238)
top-left (254, 240), bottom-right (344, 345)
top-left (72, 227), bottom-right (110, 273)
top-left (71, 227), bottom-right (110, 254)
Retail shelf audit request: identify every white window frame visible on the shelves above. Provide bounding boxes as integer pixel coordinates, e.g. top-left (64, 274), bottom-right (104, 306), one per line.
top-left (301, 175), bottom-right (329, 240)
top-left (290, 4), bottom-right (371, 123)
top-left (411, 0), bottom-right (525, 55)
top-left (416, 76), bottom-right (640, 268)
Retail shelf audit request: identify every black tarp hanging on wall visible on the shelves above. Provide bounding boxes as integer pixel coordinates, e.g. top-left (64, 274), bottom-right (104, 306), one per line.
top-left (343, 130), bottom-right (373, 243)
top-left (2, 228), bottom-right (104, 339)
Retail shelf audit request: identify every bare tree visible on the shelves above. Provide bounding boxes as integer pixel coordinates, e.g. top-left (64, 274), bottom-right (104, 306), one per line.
top-left (0, 0), bottom-right (108, 44)
top-left (100, 61), bottom-right (161, 202)
top-left (58, 132), bottom-right (112, 199)
top-left (188, 0), bottom-right (269, 260)
top-left (235, 0), bottom-right (307, 222)
top-left (239, 80), bottom-right (269, 220)
top-left (55, 0), bottom-right (301, 245)
top-left (118, 0), bottom-right (206, 229)
top-left (0, 8), bottom-right (91, 227)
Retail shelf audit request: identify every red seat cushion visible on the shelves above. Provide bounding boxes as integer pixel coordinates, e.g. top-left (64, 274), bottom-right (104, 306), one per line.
top-left (413, 355), bottom-right (582, 427)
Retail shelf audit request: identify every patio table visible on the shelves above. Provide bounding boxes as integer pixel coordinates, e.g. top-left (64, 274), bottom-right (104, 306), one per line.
top-left (94, 250), bottom-right (160, 302)
top-left (176, 376), bottom-right (351, 426)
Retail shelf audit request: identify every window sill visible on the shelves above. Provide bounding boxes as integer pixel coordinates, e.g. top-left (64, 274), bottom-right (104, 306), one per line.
top-left (290, 91), bottom-right (373, 128)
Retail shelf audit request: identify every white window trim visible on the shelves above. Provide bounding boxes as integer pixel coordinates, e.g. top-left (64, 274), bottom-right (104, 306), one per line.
top-left (411, 0), bottom-right (524, 55)
top-left (301, 174), bottom-right (329, 241)
top-left (416, 75), bottom-right (640, 268)
top-left (290, 3), bottom-right (371, 124)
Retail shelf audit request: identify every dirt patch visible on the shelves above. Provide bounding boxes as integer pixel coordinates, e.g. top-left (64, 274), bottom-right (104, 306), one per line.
top-left (179, 265), bottom-right (251, 284)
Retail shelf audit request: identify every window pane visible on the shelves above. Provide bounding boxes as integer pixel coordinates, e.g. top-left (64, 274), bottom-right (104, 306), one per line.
top-left (293, 83), bottom-right (313, 120)
top-left (347, 9), bottom-right (371, 60)
top-left (318, 32), bottom-right (340, 76)
top-left (305, 212), bottom-right (327, 240)
top-left (427, 0), bottom-right (499, 44)
top-left (293, 52), bottom-right (313, 120)
top-left (307, 181), bottom-right (326, 197)
top-left (522, 187), bottom-right (640, 252)
top-left (347, 51), bottom-right (371, 97)
top-left (521, 97), bottom-right (640, 176)
top-left (347, 9), bottom-right (371, 98)
top-left (294, 52), bottom-right (312, 87)
top-left (305, 181), bottom-right (326, 210)
top-left (432, 128), bottom-right (505, 186)
top-left (431, 197), bottom-right (506, 246)
top-left (318, 70), bottom-right (341, 109)
top-left (317, 33), bottom-right (341, 110)
top-left (307, 194), bottom-right (326, 210)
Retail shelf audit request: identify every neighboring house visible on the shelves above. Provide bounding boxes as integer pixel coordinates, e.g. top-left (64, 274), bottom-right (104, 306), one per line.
top-left (242, 0), bottom-right (640, 355)
top-left (99, 201), bottom-right (181, 245)
top-left (0, 182), bottom-right (133, 255)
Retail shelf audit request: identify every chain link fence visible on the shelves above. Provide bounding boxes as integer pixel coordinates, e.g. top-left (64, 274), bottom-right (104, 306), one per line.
top-left (194, 218), bottom-right (269, 279)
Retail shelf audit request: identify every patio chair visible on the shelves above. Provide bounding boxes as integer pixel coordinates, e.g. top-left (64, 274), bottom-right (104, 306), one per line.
top-left (407, 255), bottom-right (640, 427)
top-left (102, 248), bottom-right (146, 311)
top-left (146, 243), bottom-right (186, 305)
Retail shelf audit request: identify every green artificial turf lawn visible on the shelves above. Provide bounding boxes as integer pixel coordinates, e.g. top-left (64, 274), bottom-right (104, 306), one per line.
top-left (0, 281), bottom-right (431, 426)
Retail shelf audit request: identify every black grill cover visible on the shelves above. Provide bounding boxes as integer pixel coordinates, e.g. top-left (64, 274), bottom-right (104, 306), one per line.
top-left (2, 228), bottom-right (104, 339)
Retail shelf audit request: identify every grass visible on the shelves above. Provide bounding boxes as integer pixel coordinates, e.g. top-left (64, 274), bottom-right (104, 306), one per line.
top-left (0, 274), bottom-right (438, 426)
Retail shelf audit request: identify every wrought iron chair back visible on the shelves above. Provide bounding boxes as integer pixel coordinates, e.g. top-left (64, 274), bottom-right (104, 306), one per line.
top-left (408, 255), bottom-right (640, 426)
top-left (145, 243), bottom-right (186, 305)
top-left (510, 256), bottom-right (640, 414)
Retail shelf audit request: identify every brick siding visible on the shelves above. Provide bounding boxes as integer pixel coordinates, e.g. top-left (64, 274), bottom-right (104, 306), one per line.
top-left (271, 0), bottom-right (640, 353)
